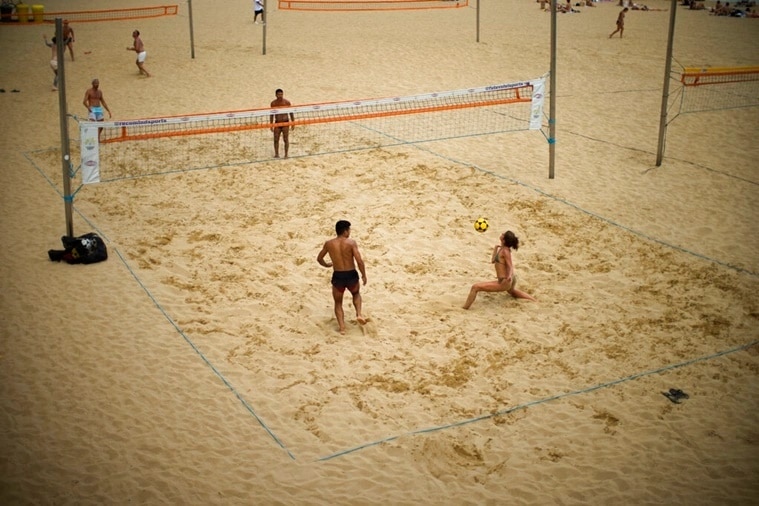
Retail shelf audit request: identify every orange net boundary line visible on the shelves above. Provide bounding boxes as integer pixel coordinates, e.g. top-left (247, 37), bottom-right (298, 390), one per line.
top-left (99, 85), bottom-right (532, 144)
top-left (278, 0), bottom-right (468, 11)
top-left (681, 66), bottom-right (759, 87)
top-left (37, 5), bottom-right (178, 24)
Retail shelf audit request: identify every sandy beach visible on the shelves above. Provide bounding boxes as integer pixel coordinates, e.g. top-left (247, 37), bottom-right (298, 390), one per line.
top-left (1, 0), bottom-right (758, 504)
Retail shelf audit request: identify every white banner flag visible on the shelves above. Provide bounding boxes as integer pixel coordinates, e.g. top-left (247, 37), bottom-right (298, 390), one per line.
top-left (529, 77), bottom-right (546, 131)
top-left (80, 125), bottom-right (100, 184)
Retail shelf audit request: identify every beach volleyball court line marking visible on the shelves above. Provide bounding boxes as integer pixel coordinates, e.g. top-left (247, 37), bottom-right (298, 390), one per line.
top-left (24, 115), bottom-right (756, 461)
top-left (22, 150), bottom-right (293, 460)
top-left (317, 338), bottom-right (759, 461)
top-left (111, 247), bottom-right (297, 460)
top-left (399, 142), bottom-right (758, 278)
top-left (566, 130), bottom-right (759, 187)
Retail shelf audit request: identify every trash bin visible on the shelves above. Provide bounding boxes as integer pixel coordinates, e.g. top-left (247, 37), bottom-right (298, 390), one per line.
top-left (0, 3), bottom-right (13, 22)
top-left (16, 3), bottom-right (29, 23)
top-left (31, 4), bottom-right (44, 23)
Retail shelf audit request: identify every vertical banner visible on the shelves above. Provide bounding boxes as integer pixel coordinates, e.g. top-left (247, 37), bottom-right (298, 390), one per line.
top-left (530, 77), bottom-right (545, 131)
top-left (80, 124), bottom-right (101, 184)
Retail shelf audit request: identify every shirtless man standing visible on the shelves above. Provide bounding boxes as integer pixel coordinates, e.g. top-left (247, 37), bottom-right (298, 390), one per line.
top-left (317, 220), bottom-right (368, 334)
top-left (269, 89), bottom-right (295, 158)
top-left (83, 78), bottom-right (112, 140)
top-left (62, 20), bottom-right (75, 61)
top-left (126, 30), bottom-right (151, 77)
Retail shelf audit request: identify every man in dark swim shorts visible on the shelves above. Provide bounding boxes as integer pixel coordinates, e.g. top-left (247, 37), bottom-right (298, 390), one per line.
top-left (331, 269), bottom-right (360, 291)
top-left (317, 220), bottom-right (368, 334)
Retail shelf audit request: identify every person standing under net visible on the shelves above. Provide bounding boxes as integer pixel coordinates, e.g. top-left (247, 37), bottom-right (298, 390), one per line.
top-left (269, 89), bottom-right (294, 158)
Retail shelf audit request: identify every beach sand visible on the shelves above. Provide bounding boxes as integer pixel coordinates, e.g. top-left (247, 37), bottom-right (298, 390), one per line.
top-left (1, 0), bottom-right (758, 504)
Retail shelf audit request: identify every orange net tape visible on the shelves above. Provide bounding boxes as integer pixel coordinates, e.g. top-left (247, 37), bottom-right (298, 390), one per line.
top-left (33, 5), bottom-right (179, 24)
top-left (278, 0), bottom-right (468, 11)
top-left (105, 88), bottom-right (529, 143)
top-left (681, 66), bottom-right (759, 87)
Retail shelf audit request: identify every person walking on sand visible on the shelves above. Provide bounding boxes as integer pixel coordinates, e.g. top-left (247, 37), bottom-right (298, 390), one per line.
top-left (269, 88), bottom-right (295, 158)
top-left (463, 230), bottom-right (536, 309)
top-left (254, 0), bottom-right (265, 24)
top-left (83, 78), bottom-right (112, 140)
top-left (126, 30), bottom-right (151, 77)
top-left (62, 20), bottom-right (75, 61)
top-left (43, 34), bottom-right (58, 91)
top-left (609, 7), bottom-right (629, 38)
top-left (317, 220), bottom-right (368, 334)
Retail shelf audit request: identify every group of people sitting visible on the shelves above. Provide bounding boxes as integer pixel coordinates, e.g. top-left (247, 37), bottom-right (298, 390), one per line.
top-left (539, 0), bottom-right (666, 12)
top-left (538, 0), bottom-right (595, 12)
top-left (537, 0), bottom-right (757, 16)
top-left (682, 0), bottom-right (758, 15)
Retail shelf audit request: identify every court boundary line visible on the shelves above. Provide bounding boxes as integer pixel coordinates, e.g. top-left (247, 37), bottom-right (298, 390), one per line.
top-left (22, 150), bottom-right (296, 460)
top-left (406, 141), bottom-right (758, 277)
top-left (112, 247), bottom-right (297, 460)
top-left (23, 121), bottom-right (758, 462)
top-left (316, 338), bottom-right (758, 461)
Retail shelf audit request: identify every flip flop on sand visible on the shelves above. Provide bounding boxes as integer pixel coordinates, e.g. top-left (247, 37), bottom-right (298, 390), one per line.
top-left (662, 388), bottom-right (690, 404)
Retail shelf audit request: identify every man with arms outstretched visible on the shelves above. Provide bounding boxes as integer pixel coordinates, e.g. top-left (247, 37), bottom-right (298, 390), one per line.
top-left (317, 220), bottom-right (367, 334)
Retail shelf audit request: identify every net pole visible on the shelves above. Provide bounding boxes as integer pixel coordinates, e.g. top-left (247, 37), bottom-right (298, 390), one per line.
top-left (655, 0), bottom-right (677, 166)
top-left (548, 0), bottom-right (557, 179)
top-left (476, 0), bottom-right (480, 43)
top-left (263, 0), bottom-right (267, 55)
top-left (188, 0), bottom-right (196, 58)
top-left (55, 18), bottom-right (74, 237)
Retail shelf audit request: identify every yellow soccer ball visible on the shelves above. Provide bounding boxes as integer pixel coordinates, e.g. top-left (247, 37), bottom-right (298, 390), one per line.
top-left (474, 217), bottom-right (489, 233)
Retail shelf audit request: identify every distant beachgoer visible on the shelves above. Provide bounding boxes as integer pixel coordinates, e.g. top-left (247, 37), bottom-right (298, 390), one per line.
top-left (43, 34), bottom-right (58, 91)
top-left (254, 0), bottom-right (265, 24)
top-left (62, 20), bottom-right (75, 61)
top-left (126, 30), bottom-right (151, 77)
top-left (630, 3), bottom-right (668, 10)
top-left (609, 7), bottom-right (629, 38)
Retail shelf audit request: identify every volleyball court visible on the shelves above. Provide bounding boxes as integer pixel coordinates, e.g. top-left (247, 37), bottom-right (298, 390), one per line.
top-left (24, 4), bottom-right (758, 461)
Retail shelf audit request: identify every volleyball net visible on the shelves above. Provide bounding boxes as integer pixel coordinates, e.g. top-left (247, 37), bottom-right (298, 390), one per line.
top-left (278, 0), bottom-right (468, 11)
top-left (74, 77), bottom-right (546, 184)
top-left (677, 66), bottom-right (759, 114)
top-left (37, 5), bottom-right (178, 24)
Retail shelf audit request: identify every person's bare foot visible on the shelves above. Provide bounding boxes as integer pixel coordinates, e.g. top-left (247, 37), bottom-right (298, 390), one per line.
top-left (357, 316), bottom-right (367, 325)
